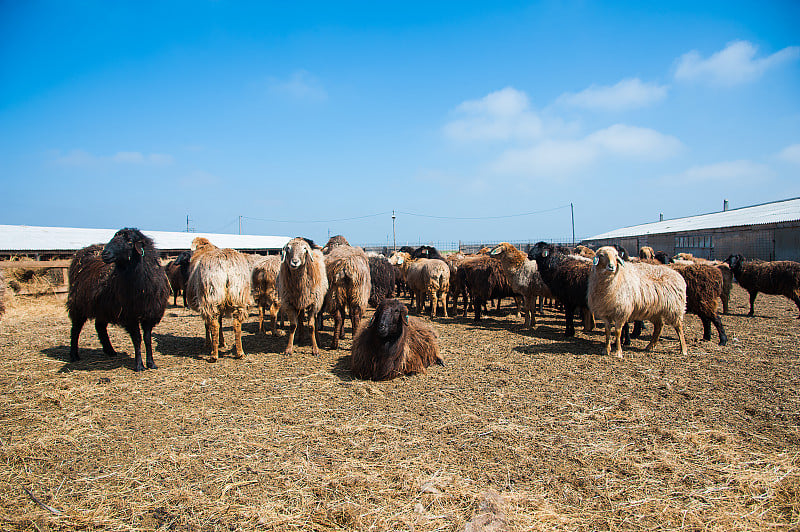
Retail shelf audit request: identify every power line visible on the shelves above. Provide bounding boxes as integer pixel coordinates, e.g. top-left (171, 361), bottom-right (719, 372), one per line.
top-left (242, 212), bottom-right (390, 224)
top-left (395, 204), bottom-right (571, 220)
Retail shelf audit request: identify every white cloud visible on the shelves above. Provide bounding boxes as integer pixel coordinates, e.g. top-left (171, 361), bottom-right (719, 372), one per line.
top-left (667, 160), bottom-right (771, 184)
top-left (443, 87), bottom-right (543, 142)
top-left (180, 170), bottom-right (220, 187)
top-left (674, 40), bottom-right (800, 86)
top-left (778, 143), bottom-right (800, 165)
top-left (53, 150), bottom-right (173, 167)
top-left (557, 78), bottom-right (668, 111)
top-left (491, 124), bottom-right (682, 177)
top-left (267, 70), bottom-right (327, 101)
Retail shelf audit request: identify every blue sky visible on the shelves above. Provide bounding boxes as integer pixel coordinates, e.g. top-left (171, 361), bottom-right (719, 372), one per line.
top-left (2, 1), bottom-right (799, 247)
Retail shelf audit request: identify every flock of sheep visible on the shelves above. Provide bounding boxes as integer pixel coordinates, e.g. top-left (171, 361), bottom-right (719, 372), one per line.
top-left (41, 227), bottom-right (800, 377)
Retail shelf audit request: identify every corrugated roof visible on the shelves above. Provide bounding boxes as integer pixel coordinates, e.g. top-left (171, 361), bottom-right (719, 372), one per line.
top-left (585, 197), bottom-right (800, 241)
top-left (0, 225), bottom-right (291, 252)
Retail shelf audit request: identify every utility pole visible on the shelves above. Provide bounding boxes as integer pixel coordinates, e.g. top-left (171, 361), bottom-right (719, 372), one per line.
top-left (239, 216), bottom-right (242, 235)
top-left (187, 215), bottom-right (189, 232)
top-left (570, 203), bottom-right (575, 246)
top-left (392, 211), bottom-right (396, 252)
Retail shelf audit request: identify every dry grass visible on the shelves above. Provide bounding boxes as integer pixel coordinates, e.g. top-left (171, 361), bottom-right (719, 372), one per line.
top-left (0, 287), bottom-right (798, 531)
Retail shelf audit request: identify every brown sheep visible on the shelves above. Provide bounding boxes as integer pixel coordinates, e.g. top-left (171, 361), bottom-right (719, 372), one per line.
top-left (277, 237), bottom-right (329, 356)
top-left (324, 245), bottom-right (371, 349)
top-left (322, 235), bottom-right (351, 254)
top-left (669, 262), bottom-right (727, 345)
top-left (489, 242), bottom-right (552, 328)
top-left (350, 298), bottom-right (443, 380)
top-left (574, 245), bottom-right (596, 259)
top-left (457, 255), bottom-right (514, 321)
top-left (725, 254), bottom-right (800, 318)
top-left (251, 255), bottom-right (283, 336)
top-left (638, 246), bottom-right (655, 260)
top-left (186, 237), bottom-right (253, 362)
top-left (165, 250), bottom-right (191, 307)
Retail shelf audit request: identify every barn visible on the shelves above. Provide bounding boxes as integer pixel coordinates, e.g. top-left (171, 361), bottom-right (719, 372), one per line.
top-left (582, 197), bottom-right (800, 261)
top-left (0, 224), bottom-right (291, 261)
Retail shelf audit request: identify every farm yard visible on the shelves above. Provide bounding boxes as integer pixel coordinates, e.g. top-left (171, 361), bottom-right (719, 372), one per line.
top-left (0, 284), bottom-right (798, 531)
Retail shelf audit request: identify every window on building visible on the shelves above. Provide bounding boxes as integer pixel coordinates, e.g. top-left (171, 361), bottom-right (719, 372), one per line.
top-left (675, 234), bottom-right (713, 249)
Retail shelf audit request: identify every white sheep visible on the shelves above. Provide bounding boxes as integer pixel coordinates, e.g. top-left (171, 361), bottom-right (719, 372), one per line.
top-left (391, 252), bottom-right (450, 318)
top-left (277, 237), bottom-right (329, 356)
top-left (588, 246), bottom-right (687, 359)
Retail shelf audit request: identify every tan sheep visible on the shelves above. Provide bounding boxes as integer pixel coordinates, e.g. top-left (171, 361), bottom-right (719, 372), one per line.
top-left (638, 246), bottom-right (655, 260)
top-left (589, 246), bottom-right (687, 359)
top-left (251, 255), bottom-right (283, 336)
top-left (393, 253), bottom-right (450, 318)
top-left (186, 237), bottom-right (253, 362)
top-left (277, 237), bottom-right (329, 356)
top-left (324, 245), bottom-right (371, 349)
top-left (489, 242), bottom-right (552, 328)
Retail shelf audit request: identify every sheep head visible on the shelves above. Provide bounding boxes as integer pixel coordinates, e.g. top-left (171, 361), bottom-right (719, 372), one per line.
top-left (489, 242), bottom-right (511, 257)
top-left (190, 237), bottom-right (214, 252)
top-left (282, 237), bottom-right (315, 270)
top-left (101, 228), bottom-right (149, 265)
top-left (725, 254), bottom-right (744, 273)
top-left (370, 298), bottom-right (408, 339)
top-left (594, 246), bottom-right (625, 274)
top-left (388, 251), bottom-right (411, 266)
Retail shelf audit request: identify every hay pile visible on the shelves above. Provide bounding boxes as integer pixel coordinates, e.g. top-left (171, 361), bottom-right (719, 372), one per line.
top-left (0, 287), bottom-right (798, 530)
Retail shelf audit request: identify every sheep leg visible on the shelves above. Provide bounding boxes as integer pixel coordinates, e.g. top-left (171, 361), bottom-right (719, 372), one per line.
top-left (270, 303), bottom-right (281, 336)
top-left (310, 312), bottom-right (320, 357)
top-left (183, 291), bottom-right (188, 309)
top-left (473, 297), bottom-right (484, 321)
top-left (441, 291), bottom-right (448, 318)
top-left (95, 320), bottom-right (117, 357)
top-left (582, 308), bottom-right (594, 332)
top-left (232, 317), bottom-right (244, 359)
top-left (701, 316), bottom-right (712, 341)
top-left (791, 292), bottom-right (800, 318)
top-left (564, 305), bottom-right (575, 337)
top-left (612, 319), bottom-right (625, 359)
top-left (631, 320), bottom-right (643, 339)
top-left (257, 305), bottom-right (265, 333)
top-left (747, 291), bottom-right (757, 316)
top-left (603, 321), bottom-right (613, 356)
top-left (206, 315), bottom-right (220, 362)
top-left (285, 320), bottom-right (297, 356)
top-left (674, 320), bottom-right (688, 355)
top-left (645, 318), bottom-right (663, 351)
top-left (711, 313), bottom-right (727, 346)
top-left (332, 308), bottom-right (343, 349)
top-left (523, 296), bottom-right (534, 328)
top-left (621, 322), bottom-right (631, 346)
top-left (126, 322), bottom-right (145, 372)
top-left (69, 316), bottom-right (87, 362)
top-left (429, 288), bottom-right (438, 319)
top-left (217, 315), bottom-right (225, 348)
top-left (142, 322), bottom-right (157, 369)
top-left (350, 306), bottom-right (362, 339)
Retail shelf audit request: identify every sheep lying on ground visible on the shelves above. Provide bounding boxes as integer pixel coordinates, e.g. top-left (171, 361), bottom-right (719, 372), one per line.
top-left (669, 262), bottom-right (727, 345)
top-left (278, 237), bottom-right (329, 356)
top-left (589, 246), bottom-right (687, 358)
top-left (368, 254), bottom-right (396, 307)
top-left (67, 228), bottom-right (170, 371)
top-left (725, 254), bottom-right (800, 318)
top-left (251, 255), bottom-right (283, 336)
top-left (490, 242), bottom-right (551, 328)
top-left (165, 250), bottom-right (191, 307)
top-left (186, 237), bottom-right (253, 362)
top-left (350, 298), bottom-right (443, 380)
top-left (528, 242), bottom-right (594, 336)
top-left (324, 245), bottom-right (371, 349)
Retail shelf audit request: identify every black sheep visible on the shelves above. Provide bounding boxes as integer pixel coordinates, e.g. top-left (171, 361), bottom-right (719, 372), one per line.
top-left (528, 242), bottom-right (593, 336)
top-left (725, 254), bottom-right (800, 318)
top-left (457, 255), bottom-right (514, 321)
top-left (165, 250), bottom-right (191, 307)
top-left (412, 245), bottom-right (446, 261)
top-left (67, 228), bottom-right (170, 371)
top-left (351, 298), bottom-right (443, 380)
top-left (368, 255), bottom-right (396, 307)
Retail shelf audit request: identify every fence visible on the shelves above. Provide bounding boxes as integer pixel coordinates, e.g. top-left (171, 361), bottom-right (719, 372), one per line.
top-left (359, 238), bottom-right (582, 256)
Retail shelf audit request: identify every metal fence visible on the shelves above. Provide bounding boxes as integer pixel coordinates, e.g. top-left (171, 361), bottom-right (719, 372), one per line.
top-left (359, 237), bottom-right (582, 256)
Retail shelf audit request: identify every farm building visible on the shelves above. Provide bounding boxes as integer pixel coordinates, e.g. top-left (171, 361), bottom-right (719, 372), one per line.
top-left (582, 197), bottom-right (800, 261)
top-left (0, 224), bottom-right (291, 260)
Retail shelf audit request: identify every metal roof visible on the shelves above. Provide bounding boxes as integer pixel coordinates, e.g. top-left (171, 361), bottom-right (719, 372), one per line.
top-left (0, 225), bottom-right (291, 252)
top-left (585, 197), bottom-right (800, 241)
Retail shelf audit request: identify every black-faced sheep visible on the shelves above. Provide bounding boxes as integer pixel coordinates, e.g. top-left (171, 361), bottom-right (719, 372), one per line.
top-left (277, 237), bottom-right (329, 356)
top-left (67, 228), bottom-right (170, 371)
top-left (411, 245), bottom-right (446, 261)
top-left (489, 242), bottom-right (552, 328)
top-left (725, 254), bottom-right (800, 318)
top-left (350, 298), bottom-right (443, 380)
top-left (589, 246), bottom-right (688, 358)
top-left (251, 255), bottom-right (283, 336)
top-left (186, 237), bottom-right (253, 362)
top-left (669, 262), bottom-right (727, 345)
top-left (368, 254), bottom-right (396, 308)
top-left (324, 245), bottom-right (371, 349)
top-left (165, 250), bottom-right (191, 307)
top-left (528, 242), bottom-right (594, 336)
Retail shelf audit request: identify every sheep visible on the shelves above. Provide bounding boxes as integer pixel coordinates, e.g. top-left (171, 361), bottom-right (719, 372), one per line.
top-left (574, 245), bottom-right (596, 259)
top-left (165, 250), bottom-right (191, 307)
top-left (0, 270), bottom-right (6, 320)
top-left (324, 245), bottom-right (371, 349)
top-left (392, 252), bottom-right (450, 318)
top-left (350, 298), bottom-right (443, 380)
top-left (368, 254), bottom-right (396, 308)
top-left (251, 255), bottom-right (283, 336)
top-left (528, 242), bottom-right (594, 336)
top-left (67, 228), bottom-right (170, 371)
top-left (639, 246), bottom-right (655, 260)
top-left (322, 235), bottom-right (350, 254)
top-left (186, 237), bottom-right (253, 362)
top-left (654, 251), bottom-right (671, 265)
top-left (456, 255), bottom-right (514, 321)
top-left (725, 254), bottom-right (800, 318)
top-left (445, 252), bottom-right (470, 316)
top-left (489, 242), bottom-right (552, 328)
top-left (277, 237), bottom-right (329, 356)
top-left (589, 246), bottom-right (687, 358)
top-left (411, 245), bottom-right (446, 261)
top-left (668, 262), bottom-right (727, 345)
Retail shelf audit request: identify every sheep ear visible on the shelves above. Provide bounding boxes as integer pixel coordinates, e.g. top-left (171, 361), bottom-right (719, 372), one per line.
top-left (306, 248), bottom-right (314, 262)
top-left (134, 241), bottom-right (144, 257)
top-left (397, 256), bottom-right (404, 265)
top-left (280, 249), bottom-right (286, 262)
top-left (592, 256), bottom-right (599, 266)
top-left (368, 314), bottom-right (375, 328)
top-left (402, 312), bottom-right (409, 325)
top-left (489, 246), bottom-right (501, 256)
top-left (542, 250), bottom-right (549, 257)
top-left (617, 256), bottom-right (625, 268)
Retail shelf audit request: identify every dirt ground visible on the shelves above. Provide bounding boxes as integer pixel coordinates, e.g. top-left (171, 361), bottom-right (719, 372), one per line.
top-left (0, 286), bottom-right (798, 531)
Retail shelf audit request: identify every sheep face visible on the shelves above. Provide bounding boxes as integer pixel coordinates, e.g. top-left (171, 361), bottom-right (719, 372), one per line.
top-left (282, 238), bottom-right (314, 270)
top-left (725, 254), bottom-right (744, 273)
top-left (371, 299), bottom-right (409, 339)
top-left (101, 228), bottom-right (146, 265)
top-left (489, 243), bottom-right (510, 257)
top-left (191, 237), bottom-right (213, 252)
top-left (594, 247), bottom-right (625, 274)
